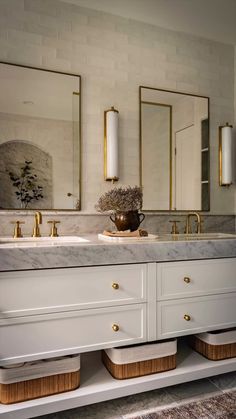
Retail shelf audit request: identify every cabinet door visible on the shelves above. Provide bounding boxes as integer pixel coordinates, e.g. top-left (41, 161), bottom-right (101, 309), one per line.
top-left (157, 293), bottom-right (236, 339)
top-left (0, 264), bottom-right (147, 317)
top-left (0, 304), bottom-right (146, 365)
top-left (157, 258), bottom-right (236, 300)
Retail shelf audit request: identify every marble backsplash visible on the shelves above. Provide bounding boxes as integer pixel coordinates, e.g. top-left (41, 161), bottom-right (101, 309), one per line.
top-left (0, 213), bottom-right (235, 237)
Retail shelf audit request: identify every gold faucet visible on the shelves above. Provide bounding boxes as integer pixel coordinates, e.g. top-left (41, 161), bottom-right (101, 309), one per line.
top-left (185, 212), bottom-right (202, 234)
top-left (32, 211), bottom-right (42, 237)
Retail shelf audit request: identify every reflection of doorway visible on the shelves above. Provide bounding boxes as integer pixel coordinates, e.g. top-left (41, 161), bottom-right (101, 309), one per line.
top-left (175, 125), bottom-right (201, 210)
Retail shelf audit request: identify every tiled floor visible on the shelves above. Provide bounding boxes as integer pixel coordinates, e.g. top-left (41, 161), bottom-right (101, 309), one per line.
top-left (38, 371), bottom-right (236, 419)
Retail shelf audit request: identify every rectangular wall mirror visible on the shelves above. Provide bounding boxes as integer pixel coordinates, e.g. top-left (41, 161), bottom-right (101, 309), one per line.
top-left (140, 86), bottom-right (210, 211)
top-left (0, 62), bottom-right (81, 211)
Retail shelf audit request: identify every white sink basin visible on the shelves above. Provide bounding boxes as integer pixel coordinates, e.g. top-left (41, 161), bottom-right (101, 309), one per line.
top-left (0, 236), bottom-right (89, 247)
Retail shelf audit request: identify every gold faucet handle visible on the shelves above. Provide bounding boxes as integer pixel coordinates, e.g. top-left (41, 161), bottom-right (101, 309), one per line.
top-left (169, 220), bottom-right (180, 235)
top-left (195, 219), bottom-right (204, 233)
top-left (10, 221), bottom-right (25, 238)
top-left (47, 220), bottom-right (60, 237)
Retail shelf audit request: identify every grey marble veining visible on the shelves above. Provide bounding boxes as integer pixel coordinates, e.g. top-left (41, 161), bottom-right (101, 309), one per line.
top-left (1, 234), bottom-right (236, 272)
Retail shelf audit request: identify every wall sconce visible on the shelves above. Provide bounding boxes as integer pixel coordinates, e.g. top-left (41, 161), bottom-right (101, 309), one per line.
top-left (104, 106), bottom-right (119, 182)
top-left (219, 122), bottom-right (233, 186)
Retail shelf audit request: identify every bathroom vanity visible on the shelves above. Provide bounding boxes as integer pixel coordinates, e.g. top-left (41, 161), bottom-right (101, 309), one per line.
top-left (0, 235), bottom-right (236, 418)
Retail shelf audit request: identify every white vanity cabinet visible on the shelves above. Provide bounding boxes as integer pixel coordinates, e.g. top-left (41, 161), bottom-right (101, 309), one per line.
top-left (0, 264), bottom-right (147, 365)
top-left (156, 258), bottom-right (236, 339)
top-left (0, 257), bottom-right (236, 418)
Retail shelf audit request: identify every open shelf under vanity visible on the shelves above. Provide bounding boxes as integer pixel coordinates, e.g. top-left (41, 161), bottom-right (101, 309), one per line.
top-left (1, 340), bottom-right (236, 419)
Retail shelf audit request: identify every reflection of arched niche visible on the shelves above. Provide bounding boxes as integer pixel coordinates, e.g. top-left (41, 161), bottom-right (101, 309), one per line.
top-left (0, 140), bottom-right (52, 209)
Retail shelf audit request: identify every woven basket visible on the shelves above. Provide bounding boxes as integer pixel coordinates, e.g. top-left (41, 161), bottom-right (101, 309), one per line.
top-left (102, 339), bottom-right (177, 380)
top-left (191, 328), bottom-right (236, 361)
top-left (0, 355), bottom-right (80, 404)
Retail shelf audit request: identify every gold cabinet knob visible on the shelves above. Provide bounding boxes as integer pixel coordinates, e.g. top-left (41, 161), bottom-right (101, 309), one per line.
top-left (112, 283), bottom-right (119, 290)
top-left (184, 277), bottom-right (191, 284)
top-left (112, 324), bottom-right (119, 332)
top-left (184, 314), bottom-right (191, 321)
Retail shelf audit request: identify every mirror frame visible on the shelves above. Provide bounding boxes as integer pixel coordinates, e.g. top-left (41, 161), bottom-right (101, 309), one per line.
top-left (139, 85), bottom-right (210, 212)
top-left (0, 61), bottom-right (82, 212)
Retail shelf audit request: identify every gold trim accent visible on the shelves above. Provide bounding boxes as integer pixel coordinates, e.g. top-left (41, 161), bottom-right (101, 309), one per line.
top-left (104, 106), bottom-right (119, 182)
top-left (73, 91), bottom-right (80, 95)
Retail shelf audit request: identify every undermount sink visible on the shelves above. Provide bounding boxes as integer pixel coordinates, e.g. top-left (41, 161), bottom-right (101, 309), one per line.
top-left (160, 233), bottom-right (236, 241)
top-left (0, 236), bottom-right (89, 247)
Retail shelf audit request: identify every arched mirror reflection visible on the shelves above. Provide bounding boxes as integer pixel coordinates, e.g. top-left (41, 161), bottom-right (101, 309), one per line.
top-left (140, 86), bottom-right (209, 211)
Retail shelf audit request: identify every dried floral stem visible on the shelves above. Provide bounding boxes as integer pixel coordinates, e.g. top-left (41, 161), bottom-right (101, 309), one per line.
top-left (95, 186), bottom-right (143, 213)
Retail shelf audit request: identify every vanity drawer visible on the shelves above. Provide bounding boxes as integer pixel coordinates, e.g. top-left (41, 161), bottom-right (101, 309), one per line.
top-left (0, 304), bottom-right (146, 365)
top-left (0, 264), bottom-right (147, 317)
top-left (157, 293), bottom-right (236, 339)
top-left (157, 258), bottom-right (236, 300)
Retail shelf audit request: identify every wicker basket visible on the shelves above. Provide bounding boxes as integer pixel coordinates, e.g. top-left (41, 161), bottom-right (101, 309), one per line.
top-left (191, 328), bottom-right (236, 361)
top-left (102, 339), bottom-right (177, 380)
top-left (0, 355), bottom-right (80, 404)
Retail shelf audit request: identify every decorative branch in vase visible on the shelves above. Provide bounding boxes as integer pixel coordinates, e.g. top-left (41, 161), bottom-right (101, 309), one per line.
top-left (8, 160), bottom-right (44, 209)
top-left (95, 185), bottom-right (145, 231)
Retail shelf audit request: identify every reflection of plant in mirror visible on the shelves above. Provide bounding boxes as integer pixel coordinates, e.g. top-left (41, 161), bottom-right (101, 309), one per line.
top-left (8, 160), bottom-right (43, 209)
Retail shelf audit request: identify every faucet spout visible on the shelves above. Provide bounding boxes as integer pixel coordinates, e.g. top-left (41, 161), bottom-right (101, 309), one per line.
top-left (32, 211), bottom-right (42, 237)
top-left (186, 212), bottom-right (201, 234)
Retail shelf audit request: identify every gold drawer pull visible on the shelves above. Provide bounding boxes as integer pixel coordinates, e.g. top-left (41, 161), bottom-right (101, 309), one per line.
top-left (112, 283), bottom-right (119, 290)
top-left (184, 277), bottom-right (191, 284)
top-left (184, 314), bottom-right (191, 321)
top-left (112, 324), bottom-right (119, 332)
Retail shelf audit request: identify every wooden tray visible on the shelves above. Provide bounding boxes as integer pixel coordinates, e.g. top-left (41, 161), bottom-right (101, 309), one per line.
top-left (102, 340), bottom-right (177, 379)
top-left (191, 329), bottom-right (236, 361)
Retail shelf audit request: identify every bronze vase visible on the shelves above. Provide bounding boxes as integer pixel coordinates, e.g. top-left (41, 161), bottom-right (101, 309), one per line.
top-left (110, 210), bottom-right (145, 232)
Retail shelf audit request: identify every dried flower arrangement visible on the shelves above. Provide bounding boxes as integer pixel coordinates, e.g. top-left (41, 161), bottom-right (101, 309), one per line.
top-left (95, 186), bottom-right (143, 213)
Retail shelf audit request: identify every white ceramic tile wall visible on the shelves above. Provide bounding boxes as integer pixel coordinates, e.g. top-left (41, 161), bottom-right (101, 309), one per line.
top-left (0, 0), bottom-right (235, 214)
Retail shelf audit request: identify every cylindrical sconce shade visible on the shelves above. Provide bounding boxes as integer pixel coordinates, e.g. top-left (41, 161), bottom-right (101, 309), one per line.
top-left (104, 106), bottom-right (119, 182)
top-left (219, 123), bottom-right (233, 186)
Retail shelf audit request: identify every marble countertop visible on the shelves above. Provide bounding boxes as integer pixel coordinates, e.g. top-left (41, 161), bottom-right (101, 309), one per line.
top-left (0, 234), bottom-right (236, 271)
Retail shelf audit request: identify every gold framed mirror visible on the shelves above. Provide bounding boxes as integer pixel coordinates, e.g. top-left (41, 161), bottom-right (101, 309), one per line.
top-left (0, 62), bottom-right (81, 211)
top-left (139, 86), bottom-right (210, 211)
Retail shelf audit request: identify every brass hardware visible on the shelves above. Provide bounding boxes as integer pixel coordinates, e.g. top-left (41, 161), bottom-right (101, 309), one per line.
top-left (112, 324), bottom-right (119, 332)
top-left (47, 220), bottom-right (60, 237)
top-left (185, 212), bottom-right (202, 234)
top-left (184, 277), bottom-right (191, 284)
top-left (32, 211), bottom-right (42, 237)
top-left (195, 219), bottom-right (204, 233)
top-left (104, 106), bottom-right (119, 182)
top-left (184, 314), bottom-right (191, 321)
top-left (170, 220), bottom-right (180, 234)
top-left (11, 221), bottom-right (25, 238)
top-left (112, 283), bottom-right (119, 290)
